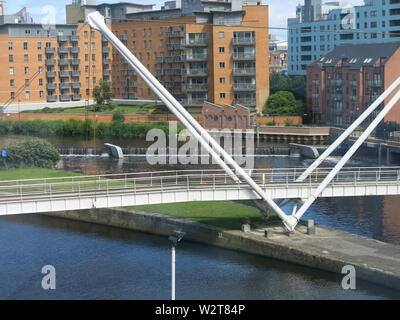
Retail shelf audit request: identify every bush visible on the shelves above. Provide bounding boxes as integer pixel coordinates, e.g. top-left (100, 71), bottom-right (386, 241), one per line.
top-left (264, 91), bottom-right (305, 115)
top-left (1, 140), bottom-right (60, 169)
top-left (112, 110), bottom-right (125, 123)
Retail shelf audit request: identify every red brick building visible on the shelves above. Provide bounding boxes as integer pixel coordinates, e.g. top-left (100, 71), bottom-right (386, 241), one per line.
top-left (307, 42), bottom-right (400, 126)
top-left (202, 101), bottom-right (253, 130)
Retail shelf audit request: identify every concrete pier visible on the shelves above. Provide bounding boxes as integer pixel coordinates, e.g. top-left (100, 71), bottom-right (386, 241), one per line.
top-left (42, 208), bottom-right (400, 291)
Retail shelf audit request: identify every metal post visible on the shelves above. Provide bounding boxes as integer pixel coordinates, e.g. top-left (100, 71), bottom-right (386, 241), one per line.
top-left (171, 245), bottom-right (176, 301)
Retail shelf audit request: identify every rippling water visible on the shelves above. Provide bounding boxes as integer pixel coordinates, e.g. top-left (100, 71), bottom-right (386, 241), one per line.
top-left (1, 135), bottom-right (400, 299)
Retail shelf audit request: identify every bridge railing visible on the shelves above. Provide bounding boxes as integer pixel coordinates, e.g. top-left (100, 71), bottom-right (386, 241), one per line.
top-left (1, 167), bottom-right (400, 204)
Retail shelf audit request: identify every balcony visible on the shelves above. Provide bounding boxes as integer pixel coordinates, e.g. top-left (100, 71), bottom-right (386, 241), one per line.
top-left (332, 93), bottom-right (343, 101)
top-left (312, 80), bottom-right (320, 85)
top-left (369, 79), bottom-right (382, 87)
top-left (57, 35), bottom-right (69, 42)
top-left (59, 83), bottom-right (71, 90)
top-left (183, 99), bottom-right (206, 106)
top-left (70, 59), bottom-right (80, 65)
top-left (234, 98), bottom-right (256, 106)
top-left (233, 37), bottom-right (255, 45)
top-left (167, 31), bottom-right (184, 38)
top-left (186, 68), bottom-right (207, 76)
top-left (186, 53), bottom-right (208, 61)
top-left (121, 81), bottom-right (137, 87)
top-left (59, 47), bottom-right (70, 54)
top-left (121, 70), bottom-right (136, 76)
top-left (103, 69), bottom-right (111, 76)
top-left (167, 43), bottom-right (182, 50)
top-left (59, 59), bottom-right (69, 66)
top-left (46, 83), bottom-right (57, 90)
top-left (70, 35), bottom-right (80, 42)
top-left (60, 94), bottom-right (71, 101)
top-left (59, 70), bottom-right (71, 78)
top-left (70, 47), bottom-right (80, 54)
top-left (350, 80), bottom-right (357, 86)
top-left (45, 47), bottom-right (55, 54)
top-left (47, 95), bottom-right (57, 102)
top-left (119, 34), bottom-right (128, 41)
top-left (233, 52), bottom-right (255, 60)
top-left (71, 94), bottom-right (82, 101)
top-left (330, 79), bottom-right (343, 86)
top-left (71, 70), bottom-right (81, 77)
top-left (233, 68), bottom-right (256, 76)
top-left (46, 71), bottom-right (56, 78)
top-left (102, 47), bottom-right (110, 53)
top-left (183, 38), bottom-right (208, 46)
top-left (164, 69), bottom-right (183, 76)
top-left (45, 59), bottom-right (56, 66)
top-left (184, 83), bottom-right (208, 91)
top-left (72, 82), bottom-right (81, 89)
top-left (163, 55), bottom-right (185, 63)
top-left (233, 83), bottom-right (256, 91)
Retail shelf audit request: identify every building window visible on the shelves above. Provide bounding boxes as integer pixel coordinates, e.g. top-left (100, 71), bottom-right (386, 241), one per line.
top-left (220, 77), bottom-right (225, 84)
top-left (39, 79), bottom-right (43, 86)
top-left (25, 79), bottom-right (30, 87)
top-left (218, 31), bottom-right (224, 38)
top-left (8, 42), bottom-right (13, 50)
top-left (9, 55), bottom-right (13, 62)
top-left (9, 67), bottom-right (14, 75)
top-left (220, 93), bottom-right (226, 98)
top-left (219, 62), bottom-right (225, 68)
top-left (219, 47), bottom-right (225, 53)
top-left (25, 91), bottom-right (30, 99)
top-left (24, 67), bottom-right (29, 74)
top-left (24, 54), bottom-right (29, 62)
top-left (10, 92), bottom-right (15, 99)
top-left (37, 42), bottom-right (42, 49)
top-left (38, 67), bottom-right (43, 74)
top-left (38, 54), bottom-right (42, 62)
top-left (39, 91), bottom-right (44, 98)
top-left (23, 42), bottom-right (28, 50)
top-left (10, 79), bottom-right (14, 87)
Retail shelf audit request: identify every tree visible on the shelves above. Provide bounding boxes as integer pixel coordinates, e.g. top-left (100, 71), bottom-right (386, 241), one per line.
top-left (1, 139), bottom-right (60, 169)
top-left (264, 91), bottom-right (305, 115)
top-left (269, 72), bottom-right (306, 101)
top-left (93, 81), bottom-right (113, 105)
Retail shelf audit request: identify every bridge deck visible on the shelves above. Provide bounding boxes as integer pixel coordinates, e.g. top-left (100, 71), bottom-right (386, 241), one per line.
top-left (0, 167), bottom-right (400, 215)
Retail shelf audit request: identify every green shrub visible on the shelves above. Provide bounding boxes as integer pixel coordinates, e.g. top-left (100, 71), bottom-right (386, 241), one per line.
top-left (1, 139), bottom-right (60, 169)
top-left (112, 110), bottom-right (125, 123)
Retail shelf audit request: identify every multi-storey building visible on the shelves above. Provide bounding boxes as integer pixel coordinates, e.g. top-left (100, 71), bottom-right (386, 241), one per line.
top-left (0, 21), bottom-right (105, 107)
top-left (269, 35), bottom-right (288, 74)
top-left (288, 0), bottom-right (400, 76)
top-left (104, 0), bottom-right (269, 112)
top-left (307, 42), bottom-right (400, 126)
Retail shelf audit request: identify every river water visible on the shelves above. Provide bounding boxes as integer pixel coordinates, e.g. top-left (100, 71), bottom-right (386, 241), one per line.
top-left (1, 135), bottom-right (400, 299)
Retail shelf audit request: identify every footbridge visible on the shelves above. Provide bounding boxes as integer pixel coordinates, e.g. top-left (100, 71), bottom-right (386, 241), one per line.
top-left (1, 167), bottom-right (400, 216)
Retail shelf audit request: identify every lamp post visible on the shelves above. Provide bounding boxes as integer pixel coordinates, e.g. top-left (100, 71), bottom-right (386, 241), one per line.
top-left (168, 231), bottom-right (185, 300)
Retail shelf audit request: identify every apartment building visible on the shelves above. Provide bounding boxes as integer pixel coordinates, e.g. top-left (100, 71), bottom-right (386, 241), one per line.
top-left (0, 22), bottom-right (105, 107)
top-left (269, 35), bottom-right (288, 74)
top-left (105, 0), bottom-right (269, 112)
top-left (307, 42), bottom-right (400, 126)
top-left (288, 0), bottom-right (400, 76)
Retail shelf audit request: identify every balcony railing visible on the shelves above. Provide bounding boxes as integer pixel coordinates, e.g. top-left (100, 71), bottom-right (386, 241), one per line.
top-left (70, 47), bottom-right (80, 54)
top-left (47, 95), bottom-right (57, 102)
top-left (70, 35), bottom-right (80, 42)
top-left (186, 68), bottom-right (207, 76)
top-left (60, 94), bottom-right (71, 101)
top-left (46, 83), bottom-right (57, 90)
top-left (312, 80), bottom-right (320, 85)
top-left (183, 38), bottom-right (208, 46)
top-left (59, 71), bottom-right (71, 77)
top-left (350, 80), bottom-right (357, 86)
top-left (72, 82), bottom-right (81, 89)
top-left (330, 79), bottom-right (343, 86)
top-left (186, 53), bottom-right (208, 61)
top-left (59, 83), bottom-right (71, 89)
top-left (233, 52), bottom-right (255, 60)
top-left (102, 47), bottom-right (110, 53)
top-left (121, 81), bottom-right (137, 87)
top-left (71, 94), bottom-right (82, 101)
top-left (103, 58), bottom-right (111, 64)
top-left (233, 83), bottom-right (256, 91)
top-left (167, 43), bottom-right (183, 50)
top-left (103, 69), bottom-right (111, 76)
top-left (71, 70), bottom-right (81, 77)
top-left (59, 59), bottom-right (69, 66)
top-left (121, 70), bottom-right (136, 76)
top-left (233, 68), bottom-right (256, 76)
top-left (122, 93), bottom-right (137, 99)
top-left (46, 71), bottom-right (56, 78)
top-left (57, 35), bottom-right (69, 42)
top-left (70, 59), bottom-right (80, 65)
top-left (369, 80), bottom-right (382, 87)
top-left (167, 31), bottom-right (184, 38)
top-left (59, 47), bottom-right (70, 54)
top-left (45, 47), bottom-right (55, 54)
top-left (184, 83), bottom-right (208, 91)
top-left (233, 37), bottom-right (256, 45)
top-left (234, 98), bottom-right (256, 106)
top-left (45, 59), bottom-right (56, 66)
top-left (183, 99), bottom-right (206, 106)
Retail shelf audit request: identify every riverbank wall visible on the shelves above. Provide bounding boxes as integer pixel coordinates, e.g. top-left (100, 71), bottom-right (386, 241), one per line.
top-left (42, 207), bottom-right (400, 291)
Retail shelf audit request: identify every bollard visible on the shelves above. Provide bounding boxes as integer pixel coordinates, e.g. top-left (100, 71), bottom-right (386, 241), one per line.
top-left (307, 219), bottom-right (316, 235)
top-left (264, 230), bottom-right (270, 238)
top-left (242, 224), bottom-right (251, 233)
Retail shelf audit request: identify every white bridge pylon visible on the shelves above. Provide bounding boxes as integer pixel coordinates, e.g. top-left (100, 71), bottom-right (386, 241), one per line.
top-left (87, 12), bottom-right (400, 231)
